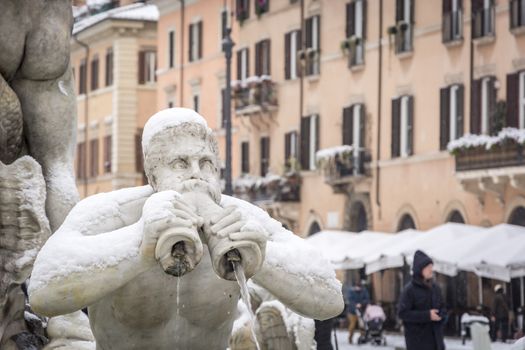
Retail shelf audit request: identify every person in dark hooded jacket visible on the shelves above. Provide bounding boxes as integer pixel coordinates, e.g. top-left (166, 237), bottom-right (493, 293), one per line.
top-left (398, 250), bottom-right (446, 350)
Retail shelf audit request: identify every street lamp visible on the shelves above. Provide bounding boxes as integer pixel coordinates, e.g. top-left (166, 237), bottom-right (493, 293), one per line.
top-left (222, 26), bottom-right (235, 195)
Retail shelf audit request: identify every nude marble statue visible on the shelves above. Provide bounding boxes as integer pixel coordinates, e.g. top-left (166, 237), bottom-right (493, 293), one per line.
top-left (29, 108), bottom-right (344, 350)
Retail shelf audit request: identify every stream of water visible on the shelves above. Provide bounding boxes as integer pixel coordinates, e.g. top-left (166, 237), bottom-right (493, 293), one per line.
top-left (176, 276), bottom-right (181, 316)
top-left (232, 261), bottom-right (261, 350)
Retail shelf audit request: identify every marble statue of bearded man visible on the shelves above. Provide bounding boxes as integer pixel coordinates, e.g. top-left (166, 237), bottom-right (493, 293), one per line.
top-left (29, 108), bottom-right (344, 350)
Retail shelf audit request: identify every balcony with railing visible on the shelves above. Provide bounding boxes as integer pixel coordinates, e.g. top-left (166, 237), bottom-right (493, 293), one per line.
top-left (316, 146), bottom-right (371, 193)
top-left (472, 6), bottom-right (495, 40)
top-left (233, 172), bottom-right (301, 204)
top-left (448, 129), bottom-right (525, 204)
top-left (511, 0), bottom-right (525, 32)
top-left (442, 9), bottom-right (463, 43)
top-left (232, 76), bottom-right (278, 115)
top-left (300, 48), bottom-right (320, 76)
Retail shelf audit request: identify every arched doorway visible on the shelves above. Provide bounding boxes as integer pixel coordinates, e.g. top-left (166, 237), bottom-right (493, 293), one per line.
top-left (509, 206), bottom-right (525, 227)
top-left (397, 214), bottom-right (416, 232)
top-left (348, 201), bottom-right (368, 232)
top-left (308, 221), bottom-right (321, 236)
top-left (447, 210), bottom-right (465, 224)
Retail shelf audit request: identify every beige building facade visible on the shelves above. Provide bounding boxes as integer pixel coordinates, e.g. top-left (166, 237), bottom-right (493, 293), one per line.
top-left (71, 1), bottom-right (158, 197)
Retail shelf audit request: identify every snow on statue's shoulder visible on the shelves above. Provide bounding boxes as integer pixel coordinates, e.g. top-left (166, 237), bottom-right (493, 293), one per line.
top-left (142, 108), bottom-right (211, 152)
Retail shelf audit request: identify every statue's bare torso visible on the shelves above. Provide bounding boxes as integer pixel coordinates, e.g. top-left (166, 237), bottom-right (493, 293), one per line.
top-left (89, 249), bottom-right (241, 350)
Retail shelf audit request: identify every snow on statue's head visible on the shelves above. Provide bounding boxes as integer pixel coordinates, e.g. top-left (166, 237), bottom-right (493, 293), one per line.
top-left (142, 108), bottom-right (221, 202)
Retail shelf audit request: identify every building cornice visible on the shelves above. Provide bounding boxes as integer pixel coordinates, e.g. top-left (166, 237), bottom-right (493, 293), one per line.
top-left (153, 0), bottom-right (199, 16)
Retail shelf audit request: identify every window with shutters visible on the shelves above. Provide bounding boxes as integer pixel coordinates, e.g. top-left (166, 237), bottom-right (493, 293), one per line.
top-left (440, 84), bottom-right (464, 150)
top-left (103, 135), bottom-right (112, 173)
top-left (138, 50), bottom-right (157, 84)
top-left (77, 142), bottom-right (86, 179)
top-left (391, 95), bottom-right (414, 158)
top-left (472, 0), bottom-right (495, 39)
top-left (510, 0), bottom-right (525, 29)
top-left (304, 15), bottom-right (320, 76)
top-left (471, 76), bottom-right (497, 135)
top-left (345, 0), bottom-right (366, 67)
top-left (284, 131), bottom-right (298, 171)
top-left (394, 0), bottom-right (414, 54)
top-left (237, 48), bottom-right (249, 81)
top-left (236, 0), bottom-right (250, 22)
top-left (255, 0), bottom-right (269, 16)
top-left (90, 56), bottom-right (99, 91)
top-left (168, 29), bottom-right (175, 68)
top-left (284, 30), bottom-right (301, 80)
top-left (105, 48), bottom-right (113, 86)
top-left (342, 104), bottom-right (366, 175)
top-left (89, 139), bottom-right (99, 177)
top-left (260, 137), bottom-right (270, 176)
top-left (79, 59), bottom-right (87, 95)
top-left (442, 0), bottom-right (463, 43)
top-left (189, 21), bottom-right (203, 62)
top-left (255, 39), bottom-right (271, 76)
top-left (300, 115), bottom-right (319, 170)
top-left (241, 141), bottom-right (250, 173)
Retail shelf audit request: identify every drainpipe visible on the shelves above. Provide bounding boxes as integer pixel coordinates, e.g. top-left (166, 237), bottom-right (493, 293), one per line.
top-left (375, 0), bottom-right (383, 217)
top-left (469, 6), bottom-right (474, 134)
top-left (73, 34), bottom-right (90, 198)
top-left (180, 0), bottom-right (185, 106)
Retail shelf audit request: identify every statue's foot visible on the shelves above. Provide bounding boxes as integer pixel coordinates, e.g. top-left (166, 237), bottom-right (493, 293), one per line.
top-left (256, 303), bottom-right (295, 350)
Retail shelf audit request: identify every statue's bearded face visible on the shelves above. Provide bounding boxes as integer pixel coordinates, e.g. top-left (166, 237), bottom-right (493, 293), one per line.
top-left (145, 128), bottom-right (222, 202)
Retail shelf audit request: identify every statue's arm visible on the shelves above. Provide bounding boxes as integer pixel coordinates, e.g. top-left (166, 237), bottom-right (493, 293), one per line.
top-left (28, 186), bottom-right (154, 317)
top-left (220, 196), bottom-right (344, 320)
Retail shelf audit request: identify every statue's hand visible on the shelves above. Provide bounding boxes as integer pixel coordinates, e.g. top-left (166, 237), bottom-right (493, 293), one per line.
top-left (209, 206), bottom-right (268, 253)
top-left (140, 191), bottom-right (202, 264)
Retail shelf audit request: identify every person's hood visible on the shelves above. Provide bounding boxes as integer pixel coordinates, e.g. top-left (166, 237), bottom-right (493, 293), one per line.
top-left (412, 250), bottom-right (433, 279)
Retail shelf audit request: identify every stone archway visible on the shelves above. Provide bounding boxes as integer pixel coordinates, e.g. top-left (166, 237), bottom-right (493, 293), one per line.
top-left (508, 206), bottom-right (525, 227)
top-left (447, 210), bottom-right (465, 224)
top-left (344, 193), bottom-right (372, 232)
top-left (307, 221), bottom-right (322, 236)
top-left (397, 213), bottom-right (416, 232)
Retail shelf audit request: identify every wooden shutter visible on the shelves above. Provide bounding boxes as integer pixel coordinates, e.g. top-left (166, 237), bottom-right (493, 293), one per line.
top-left (488, 77), bottom-right (497, 135)
top-left (265, 40), bottom-right (271, 75)
top-left (237, 50), bottom-right (242, 80)
top-left (169, 31), bottom-right (174, 68)
top-left (135, 130), bottom-right (143, 173)
top-left (296, 30), bottom-right (302, 77)
top-left (359, 104), bottom-right (366, 148)
top-left (255, 42), bottom-right (261, 76)
top-left (188, 23), bottom-right (194, 61)
top-left (443, 0), bottom-right (452, 13)
top-left (104, 135), bottom-right (112, 173)
top-left (457, 84), bottom-right (465, 137)
top-left (314, 115), bottom-right (320, 154)
top-left (138, 51), bottom-right (145, 84)
top-left (241, 142), bottom-right (249, 173)
top-left (105, 48), bottom-right (113, 86)
top-left (472, 0), bottom-right (483, 12)
top-left (316, 16), bottom-right (321, 50)
top-left (260, 137), bottom-right (270, 176)
top-left (391, 98), bottom-right (401, 158)
top-left (362, 0), bottom-right (368, 40)
top-left (246, 48), bottom-right (250, 78)
top-left (300, 117), bottom-right (311, 170)
top-left (90, 139), bottom-right (98, 177)
top-left (439, 87), bottom-right (450, 150)
top-left (470, 78), bottom-right (481, 134)
top-left (284, 32), bottom-right (291, 79)
top-left (396, 0), bottom-right (404, 22)
top-left (346, 2), bottom-right (355, 38)
top-left (285, 133), bottom-right (291, 164)
top-left (410, 0), bottom-right (415, 23)
top-left (91, 57), bottom-right (99, 91)
top-left (342, 106), bottom-right (354, 146)
top-left (407, 96), bottom-right (414, 155)
top-left (306, 17), bottom-right (313, 48)
top-left (198, 21), bottom-right (203, 59)
top-left (507, 72), bottom-right (519, 128)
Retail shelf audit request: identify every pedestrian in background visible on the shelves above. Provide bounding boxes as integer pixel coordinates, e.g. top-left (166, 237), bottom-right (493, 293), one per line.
top-left (346, 279), bottom-right (370, 344)
top-left (491, 284), bottom-right (510, 343)
top-left (398, 250), bottom-right (446, 350)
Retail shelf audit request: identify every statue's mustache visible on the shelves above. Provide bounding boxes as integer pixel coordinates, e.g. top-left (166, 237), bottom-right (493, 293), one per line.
top-left (174, 179), bottom-right (221, 204)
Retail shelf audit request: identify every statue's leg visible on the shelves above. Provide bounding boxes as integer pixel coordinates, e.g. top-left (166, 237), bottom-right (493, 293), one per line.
top-left (0, 74), bottom-right (24, 164)
top-left (11, 63), bottom-right (79, 231)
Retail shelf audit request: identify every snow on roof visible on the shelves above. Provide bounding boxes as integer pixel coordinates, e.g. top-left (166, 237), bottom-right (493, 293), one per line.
top-left (141, 108), bottom-right (211, 154)
top-left (73, 3), bottom-right (159, 35)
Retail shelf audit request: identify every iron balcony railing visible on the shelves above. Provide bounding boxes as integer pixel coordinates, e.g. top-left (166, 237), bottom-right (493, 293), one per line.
top-left (455, 143), bottom-right (524, 171)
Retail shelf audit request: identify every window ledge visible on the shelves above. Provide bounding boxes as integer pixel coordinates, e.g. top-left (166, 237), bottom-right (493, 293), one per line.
top-left (443, 38), bottom-right (464, 48)
top-left (137, 84), bottom-right (157, 91)
top-left (396, 51), bottom-right (413, 60)
top-left (511, 26), bottom-right (525, 36)
top-left (350, 64), bottom-right (365, 73)
top-left (473, 35), bottom-right (495, 46)
top-left (306, 74), bottom-right (320, 83)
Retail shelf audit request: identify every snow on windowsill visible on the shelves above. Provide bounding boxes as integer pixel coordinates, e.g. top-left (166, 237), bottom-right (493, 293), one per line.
top-left (315, 145), bottom-right (354, 164)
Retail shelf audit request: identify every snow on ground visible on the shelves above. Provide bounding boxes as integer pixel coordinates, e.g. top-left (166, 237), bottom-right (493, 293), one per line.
top-left (332, 329), bottom-right (520, 350)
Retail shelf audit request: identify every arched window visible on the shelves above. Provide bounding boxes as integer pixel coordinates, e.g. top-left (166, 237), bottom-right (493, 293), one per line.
top-left (509, 206), bottom-right (525, 227)
top-left (308, 221), bottom-right (321, 236)
top-left (397, 214), bottom-right (416, 232)
top-left (447, 210), bottom-right (465, 224)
